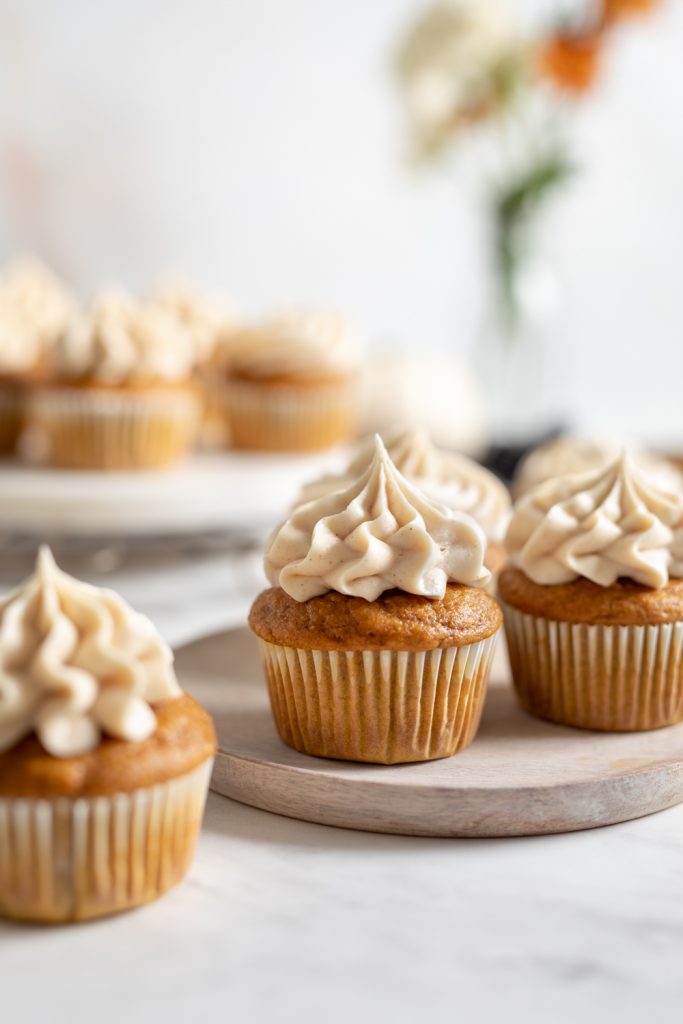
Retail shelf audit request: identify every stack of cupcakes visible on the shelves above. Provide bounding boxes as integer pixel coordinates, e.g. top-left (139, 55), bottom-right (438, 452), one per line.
top-left (0, 548), bottom-right (216, 922)
top-left (249, 435), bottom-right (503, 764)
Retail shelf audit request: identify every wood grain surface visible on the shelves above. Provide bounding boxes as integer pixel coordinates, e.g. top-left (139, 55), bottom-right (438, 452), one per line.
top-left (177, 629), bottom-right (683, 838)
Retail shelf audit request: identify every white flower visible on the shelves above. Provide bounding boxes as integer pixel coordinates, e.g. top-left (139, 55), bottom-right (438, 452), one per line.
top-left (397, 0), bottom-right (521, 153)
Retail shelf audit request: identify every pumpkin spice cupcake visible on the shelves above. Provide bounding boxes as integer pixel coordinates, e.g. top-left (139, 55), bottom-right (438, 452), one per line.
top-left (225, 310), bottom-right (361, 451)
top-left (0, 547), bottom-right (216, 923)
top-left (0, 259), bottom-right (75, 454)
top-left (298, 426), bottom-right (511, 574)
top-left (30, 288), bottom-right (202, 469)
top-left (513, 434), bottom-right (682, 498)
top-left (249, 436), bottom-right (502, 764)
top-left (500, 451), bottom-right (683, 731)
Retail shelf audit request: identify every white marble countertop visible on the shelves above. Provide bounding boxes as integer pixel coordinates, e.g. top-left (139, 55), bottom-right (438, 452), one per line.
top-left (5, 791), bottom-right (683, 1023)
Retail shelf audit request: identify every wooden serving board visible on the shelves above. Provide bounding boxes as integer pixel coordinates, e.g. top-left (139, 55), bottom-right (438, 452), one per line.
top-left (177, 629), bottom-right (683, 838)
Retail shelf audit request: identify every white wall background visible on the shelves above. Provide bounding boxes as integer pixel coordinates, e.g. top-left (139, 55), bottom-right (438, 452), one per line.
top-left (0, 0), bottom-right (681, 442)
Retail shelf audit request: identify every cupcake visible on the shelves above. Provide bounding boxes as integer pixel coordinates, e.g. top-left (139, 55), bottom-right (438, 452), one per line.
top-left (500, 451), bottom-right (683, 732)
top-left (513, 434), bottom-right (683, 499)
top-left (224, 310), bottom-right (361, 451)
top-left (298, 426), bottom-right (511, 573)
top-left (0, 259), bottom-right (75, 454)
top-left (0, 547), bottom-right (216, 923)
top-left (249, 436), bottom-right (502, 764)
top-left (150, 279), bottom-right (239, 449)
top-left (30, 289), bottom-right (202, 469)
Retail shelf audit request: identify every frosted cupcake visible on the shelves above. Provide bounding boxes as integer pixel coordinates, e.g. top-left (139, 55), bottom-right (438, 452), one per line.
top-left (249, 436), bottom-right (502, 764)
top-left (30, 289), bottom-right (201, 469)
top-left (225, 310), bottom-right (361, 451)
top-left (500, 451), bottom-right (683, 731)
top-left (0, 259), bottom-right (75, 454)
top-left (0, 548), bottom-right (216, 923)
top-left (299, 426), bottom-right (511, 572)
top-left (513, 434), bottom-right (683, 498)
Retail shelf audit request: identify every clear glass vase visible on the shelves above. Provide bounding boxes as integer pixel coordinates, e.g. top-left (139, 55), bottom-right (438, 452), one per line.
top-left (474, 247), bottom-right (571, 455)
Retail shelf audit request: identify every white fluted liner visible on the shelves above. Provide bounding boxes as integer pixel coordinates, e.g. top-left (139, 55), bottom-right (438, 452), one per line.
top-left (225, 376), bottom-right (358, 451)
top-left (258, 635), bottom-right (499, 764)
top-left (502, 602), bottom-right (683, 731)
top-left (0, 758), bottom-right (213, 923)
top-left (29, 386), bottom-right (200, 469)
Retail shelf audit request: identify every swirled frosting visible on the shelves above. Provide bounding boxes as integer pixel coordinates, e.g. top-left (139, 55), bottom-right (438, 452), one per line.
top-left (0, 259), bottom-right (75, 375)
top-left (513, 435), bottom-right (683, 498)
top-left (227, 311), bottom-right (359, 379)
top-left (265, 435), bottom-right (490, 602)
top-left (0, 547), bottom-right (181, 757)
top-left (149, 279), bottom-right (237, 365)
top-left (55, 289), bottom-right (197, 383)
top-left (299, 427), bottom-right (511, 541)
top-left (506, 451), bottom-right (683, 588)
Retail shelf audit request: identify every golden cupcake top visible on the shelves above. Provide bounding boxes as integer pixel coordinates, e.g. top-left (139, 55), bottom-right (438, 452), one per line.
top-left (0, 547), bottom-right (181, 758)
top-left (0, 258), bottom-right (75, 376)
top-left (506, 451), bottom-right (683, 589)
top-left (300, 426), bottom-right (511, 541)
top-left (55, 288), bottom-right (197, 384)
top-left (227, 310), bottom-right (359, 379)
top-left (149, 278), bottom-right (238, 366)
top-left (265, 435), bottom-right (490, 602)
top-left (514, 434), bottom-right (683, 498)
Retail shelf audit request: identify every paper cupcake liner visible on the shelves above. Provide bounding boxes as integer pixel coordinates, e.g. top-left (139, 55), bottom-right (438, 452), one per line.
top-left (0, 758), bottom-right (213, 923)
top-left (29, 386), bottom-right (200, 469)
top-left (225, 376), bottom-right (359, 451)
top-left (257, 635), bottom-right (499, 764)
top-left (0, 382), bottom-right (24, 454)
top-left (502, 602), bottom-right (683, 731)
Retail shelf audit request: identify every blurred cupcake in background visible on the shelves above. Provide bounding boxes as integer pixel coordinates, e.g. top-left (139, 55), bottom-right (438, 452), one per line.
top-left (224, 310), bottom-right (362, 452)
top-left (150, 278), bottom-right (239, 448)
top-left (0, 258), bottom-right (75, 455)
top-left (513, 434), bottom-right (683, 498)
top-left (298, 426), bottom-right (511, 573)
top-left (30, 288), bottom-right (201, 470)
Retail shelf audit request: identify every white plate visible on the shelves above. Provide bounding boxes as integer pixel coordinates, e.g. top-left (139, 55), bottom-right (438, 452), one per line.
top-left (0, 449), bottom-right (349, 538)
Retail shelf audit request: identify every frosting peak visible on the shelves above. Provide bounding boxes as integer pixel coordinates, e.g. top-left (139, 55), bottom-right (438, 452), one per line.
top-left (506, 451), bottom-right (683, 589)
top-left (0, 259), bottom-right (75, 375)
top-left (55, 289), bottom-right (197, 383)
top-left (299, 426), bottom-right (510, 541)
top-left (0, 548), bottom-right (181, 757)
top-left (227, 311), bottom-right (359, 379)
top-left (265, 435), bottom-right (490, 602)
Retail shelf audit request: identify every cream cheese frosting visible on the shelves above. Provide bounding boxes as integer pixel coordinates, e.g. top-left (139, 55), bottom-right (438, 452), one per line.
top-left (227, 311), bottom-right (359, 379)
top-left (0, 259), bottom-right (75, 375)
top-left (513, 435), bottom-right (683, 498)
top-left (265, 435), bottom-right (490, 602)
top-left (506, 451), bottom-right (683, 589)
top-left (0, 547), bottom-right (181, 757)
top-left (149, 279), bottom-right (237, 365)
top-left (299, 427), bottom-right (510, 541)
top-left (55, 289), bottom-right (197, 383)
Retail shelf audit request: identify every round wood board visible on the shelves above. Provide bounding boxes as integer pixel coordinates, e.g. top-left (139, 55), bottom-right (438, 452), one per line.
top-left (177, 628), bottom-right (683, 838)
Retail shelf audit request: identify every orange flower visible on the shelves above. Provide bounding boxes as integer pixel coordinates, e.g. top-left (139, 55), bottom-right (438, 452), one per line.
top-left (602, 0), bottom-right (661, 24)
top-left (538, 32), bottom-right (602, 94)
